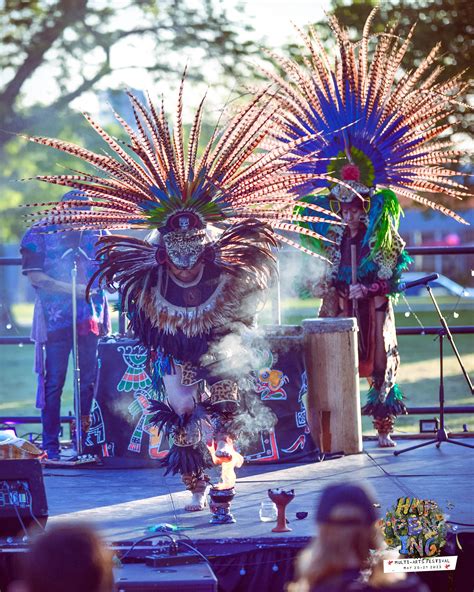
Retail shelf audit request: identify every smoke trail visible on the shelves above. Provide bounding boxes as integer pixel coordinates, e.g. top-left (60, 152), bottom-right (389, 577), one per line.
top-left (234, 386), bottom-right (277, 449)
top-left (278, 248), bottom-right (328, 300)
top-left (108, 393), bottom-right (139, 424)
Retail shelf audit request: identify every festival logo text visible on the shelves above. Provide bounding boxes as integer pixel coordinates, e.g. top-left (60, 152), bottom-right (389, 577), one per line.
top-left (383, 497), bottom-right (447, 558)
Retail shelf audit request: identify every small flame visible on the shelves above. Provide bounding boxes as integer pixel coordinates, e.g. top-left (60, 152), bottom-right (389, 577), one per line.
top-left (208, 442), bottom-right (244, 490)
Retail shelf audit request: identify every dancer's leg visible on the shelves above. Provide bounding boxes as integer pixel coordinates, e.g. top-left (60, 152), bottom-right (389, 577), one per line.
top-left (374, 415), bottom-right (396, 448)
top-left (374, 297), bottom-right (396, 447)
top-left (181, 473), bottom-right (210, 512)
top-left (163, 365), bottom-right (198, 415)
top-left (163, 367), bottom-right (209, 511)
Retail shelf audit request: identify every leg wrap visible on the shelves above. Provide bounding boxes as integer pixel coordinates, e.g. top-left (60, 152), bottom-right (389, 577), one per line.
top-left (209, 380), bottom-right (240, 440)
top-left (179, 362), bottom-right (199, 386)
top-left (209, 379), bottom-right (239, 407)
top-left (182, 473), bottom-right (210, 493)
top-left (373, 416), bottom-right (395, 435)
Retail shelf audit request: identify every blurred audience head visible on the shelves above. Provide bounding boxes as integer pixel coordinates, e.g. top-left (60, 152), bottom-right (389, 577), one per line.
top-left (10, 522), bottom-right (113, 592)
top-left (289, 482), bottom-right (382, 591)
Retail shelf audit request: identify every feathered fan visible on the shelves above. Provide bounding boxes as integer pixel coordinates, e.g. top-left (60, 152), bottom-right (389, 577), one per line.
top-left (263, 8), bottom-right (471, 224)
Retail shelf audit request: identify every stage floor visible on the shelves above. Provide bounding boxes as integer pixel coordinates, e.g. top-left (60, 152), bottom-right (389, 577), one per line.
top-left (43, 439), bottom-right (474, 543)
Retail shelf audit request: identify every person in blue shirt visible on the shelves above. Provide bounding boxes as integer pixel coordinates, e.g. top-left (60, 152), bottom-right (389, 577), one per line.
top-left (20, 191), bottom-right (110, 460)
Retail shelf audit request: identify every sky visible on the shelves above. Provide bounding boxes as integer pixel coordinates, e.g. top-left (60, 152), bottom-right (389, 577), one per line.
top-left (240, 0), bottom-right (326, 45)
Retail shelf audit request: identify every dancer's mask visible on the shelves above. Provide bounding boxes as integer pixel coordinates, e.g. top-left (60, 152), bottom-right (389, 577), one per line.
top-left (160, 211), bottom-right (207, 269)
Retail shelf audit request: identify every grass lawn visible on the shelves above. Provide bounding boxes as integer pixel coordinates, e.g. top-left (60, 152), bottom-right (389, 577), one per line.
top-left (2, 300), bottom-right (473, 440)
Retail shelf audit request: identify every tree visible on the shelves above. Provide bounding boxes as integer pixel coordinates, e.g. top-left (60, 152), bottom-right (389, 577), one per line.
top-left (0, 0), bottom-right (256, 241)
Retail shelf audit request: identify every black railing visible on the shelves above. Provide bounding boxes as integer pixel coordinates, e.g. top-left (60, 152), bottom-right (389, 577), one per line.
top-left (3, 325), bottom-right (473, 344)
top-left (0, 257), bottom-right (21, 265)
top-left (397, 326), bottom-right (473, 335)
top-left (405, 246), bottom-right (474, 256)
top-left (0, 416), bottom-right (73, 424)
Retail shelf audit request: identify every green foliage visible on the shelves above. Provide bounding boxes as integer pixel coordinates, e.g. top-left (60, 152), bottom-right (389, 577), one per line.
top-left (0, 0), bottom-right (257, 241)
top-left (0, 111), bottom-right (121, 242)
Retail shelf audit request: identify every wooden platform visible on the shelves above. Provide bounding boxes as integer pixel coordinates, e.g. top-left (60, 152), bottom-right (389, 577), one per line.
top-left (40, 439), bottom-right (474, 544)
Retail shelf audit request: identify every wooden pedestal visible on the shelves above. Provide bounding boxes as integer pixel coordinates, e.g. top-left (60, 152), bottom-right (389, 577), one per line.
top-left (302, 318), bottom-right (362, 455)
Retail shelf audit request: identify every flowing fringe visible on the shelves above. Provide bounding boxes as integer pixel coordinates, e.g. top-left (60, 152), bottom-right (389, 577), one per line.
top-left (162, 441), bottom-right (213, 476)
top-left (362, 383), bottom-right (407, 418)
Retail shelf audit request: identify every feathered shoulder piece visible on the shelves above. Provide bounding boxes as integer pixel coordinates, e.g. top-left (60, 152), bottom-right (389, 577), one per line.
top-left (264, 8), bottom-right (471, 224)
top-left (22, 70), bottom-right (343, 258)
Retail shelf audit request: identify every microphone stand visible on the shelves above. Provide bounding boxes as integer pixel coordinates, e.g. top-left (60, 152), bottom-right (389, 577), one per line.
top-left (394, 283), bottom-right (474, 456)
top-left (62, 234), bottom-right (88, 458)
top-left (71, 258), bottom-right (83, 456)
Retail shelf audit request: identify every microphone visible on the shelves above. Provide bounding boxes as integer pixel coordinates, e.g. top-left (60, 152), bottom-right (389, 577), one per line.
top-left (399, 273), bottom-right (439, 292)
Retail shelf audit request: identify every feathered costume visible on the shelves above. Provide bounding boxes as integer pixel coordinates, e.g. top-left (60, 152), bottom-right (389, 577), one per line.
top-left (264, 9), bottom-right (470, 443)
top-left (22, 75), bottom-right (338, 484)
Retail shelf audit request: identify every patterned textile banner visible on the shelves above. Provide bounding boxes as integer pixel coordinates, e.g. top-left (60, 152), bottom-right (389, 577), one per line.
top-left (85, 331), bottom-right (317, 464)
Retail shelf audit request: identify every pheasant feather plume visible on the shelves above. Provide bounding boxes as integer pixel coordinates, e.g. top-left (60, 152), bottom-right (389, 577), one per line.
top-left (23, 76), bottom-right (342, 256)
top-left (264, 8), bottom-right (471, 224)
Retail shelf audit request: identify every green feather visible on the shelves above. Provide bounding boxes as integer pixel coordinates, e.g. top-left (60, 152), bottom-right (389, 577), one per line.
top-left (366, 189), bottom-right (403, 257)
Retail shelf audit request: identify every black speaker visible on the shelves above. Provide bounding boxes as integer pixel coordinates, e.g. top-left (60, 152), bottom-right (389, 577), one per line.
top-left (114, 561), bottom-right (217, 591)
top-left (0, 459), bottom-right (48, 538)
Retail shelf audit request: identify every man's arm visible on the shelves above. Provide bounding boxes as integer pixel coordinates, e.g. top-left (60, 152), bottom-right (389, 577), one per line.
top-left (26, 271), bottom-right (88, 298)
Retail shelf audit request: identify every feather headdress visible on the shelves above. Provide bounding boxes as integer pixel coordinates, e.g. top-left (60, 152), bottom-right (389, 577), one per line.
top-left (22, 72), bottom-right (342, 258)
top-left (264, 8), bottom-right (471, 224)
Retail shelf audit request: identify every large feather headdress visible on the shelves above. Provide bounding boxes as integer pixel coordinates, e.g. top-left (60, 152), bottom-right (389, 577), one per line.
top-left (22, 72), bottom-right (342, 257)
top-left (263, 8), bottom-right (471, 224)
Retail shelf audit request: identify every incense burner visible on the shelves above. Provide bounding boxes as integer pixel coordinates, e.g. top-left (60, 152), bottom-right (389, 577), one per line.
top-left (209, 486), bottom-right (236, 524)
